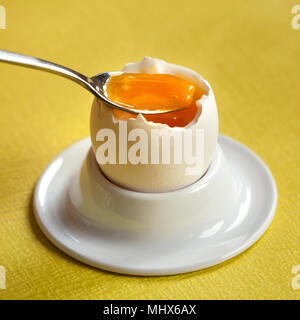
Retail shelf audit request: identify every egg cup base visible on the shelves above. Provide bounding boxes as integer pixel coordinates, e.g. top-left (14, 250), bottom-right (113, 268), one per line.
top-left (34, 135), bottom-right (277, 275)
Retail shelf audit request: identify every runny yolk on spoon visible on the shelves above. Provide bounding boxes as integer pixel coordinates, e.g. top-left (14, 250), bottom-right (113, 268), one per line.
top-left (106, 73), bottom-right (204, 128)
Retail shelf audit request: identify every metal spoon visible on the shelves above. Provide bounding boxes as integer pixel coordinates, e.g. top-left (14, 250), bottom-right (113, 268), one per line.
top-left (0, 49), bottom-right (185, 115)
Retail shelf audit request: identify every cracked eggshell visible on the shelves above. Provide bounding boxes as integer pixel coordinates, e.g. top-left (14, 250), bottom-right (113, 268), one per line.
top-left (90, 57), bottom-right (218, 192)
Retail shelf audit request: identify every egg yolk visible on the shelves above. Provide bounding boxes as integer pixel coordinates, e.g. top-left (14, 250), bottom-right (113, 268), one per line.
top-left (106, 73), bottom-right (204, 127)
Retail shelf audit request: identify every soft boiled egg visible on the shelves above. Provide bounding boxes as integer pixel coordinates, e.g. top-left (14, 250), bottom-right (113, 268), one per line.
top-left (90, 57), bottom-right (218, 192)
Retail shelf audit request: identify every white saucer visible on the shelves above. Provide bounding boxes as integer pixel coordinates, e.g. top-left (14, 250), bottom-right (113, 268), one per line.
top-left (34, 135), bottom-right (277, 276)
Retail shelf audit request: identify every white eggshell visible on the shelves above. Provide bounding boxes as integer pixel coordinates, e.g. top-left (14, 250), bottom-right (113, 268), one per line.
top-left (90, 57), bottom-right (218, 192)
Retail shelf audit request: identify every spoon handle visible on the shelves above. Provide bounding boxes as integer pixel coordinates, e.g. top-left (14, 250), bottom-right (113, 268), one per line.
top-left (0, 49), bottom-right (97, 94)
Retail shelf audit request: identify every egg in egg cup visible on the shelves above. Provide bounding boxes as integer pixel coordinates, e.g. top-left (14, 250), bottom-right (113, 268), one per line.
top-left (34, 58), bottom-right (277, 275)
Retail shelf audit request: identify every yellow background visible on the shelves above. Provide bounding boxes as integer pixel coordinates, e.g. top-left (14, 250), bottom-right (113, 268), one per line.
top-left (0, 0), bottom-right (299, 299)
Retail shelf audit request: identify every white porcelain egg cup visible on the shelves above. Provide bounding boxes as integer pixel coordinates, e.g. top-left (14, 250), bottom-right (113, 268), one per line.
top-left (34, 134), bottom-right (277, 276)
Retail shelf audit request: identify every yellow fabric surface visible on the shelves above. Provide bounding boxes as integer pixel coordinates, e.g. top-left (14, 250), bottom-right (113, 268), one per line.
top-left (0, 0), bottom-right (299, 300)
